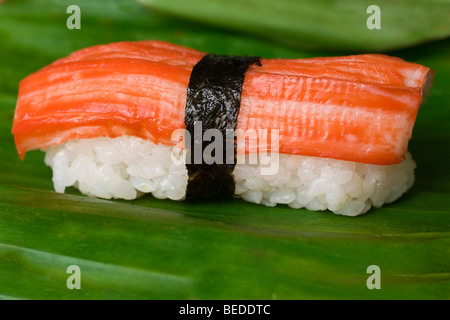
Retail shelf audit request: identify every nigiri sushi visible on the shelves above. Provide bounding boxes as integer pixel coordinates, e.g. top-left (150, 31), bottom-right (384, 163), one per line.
top-left (12, 41), bottom-right (433, 216)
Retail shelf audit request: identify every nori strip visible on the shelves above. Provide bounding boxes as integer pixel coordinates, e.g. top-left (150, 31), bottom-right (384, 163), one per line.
top-left (185, 54), bottom-right (261, 200)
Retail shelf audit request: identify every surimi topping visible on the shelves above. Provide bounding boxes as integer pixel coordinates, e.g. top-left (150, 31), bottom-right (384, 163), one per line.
top-left (12, 41), bottom-right (432, 165)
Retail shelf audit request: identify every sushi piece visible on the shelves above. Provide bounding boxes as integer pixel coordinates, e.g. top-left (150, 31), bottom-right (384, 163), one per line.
top-left (12, 41), bottom-right (432, 216)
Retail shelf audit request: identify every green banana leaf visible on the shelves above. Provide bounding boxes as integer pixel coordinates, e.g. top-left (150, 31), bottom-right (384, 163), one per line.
top-left (0, 0), bottom-right (449, 300)
top-left (139, 0), bottom-right (450, 52)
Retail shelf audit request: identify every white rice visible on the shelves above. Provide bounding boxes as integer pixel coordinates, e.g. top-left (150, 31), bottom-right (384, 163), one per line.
top-left (44, 135), bottom-right (415, 216)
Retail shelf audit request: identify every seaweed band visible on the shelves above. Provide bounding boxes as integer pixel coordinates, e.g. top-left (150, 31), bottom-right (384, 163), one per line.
top-left (184, 54), bottom-right (261, 199)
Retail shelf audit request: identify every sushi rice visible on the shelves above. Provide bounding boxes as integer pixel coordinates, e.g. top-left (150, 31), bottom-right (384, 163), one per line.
top-left (44, 135), bottom-right (415, 216)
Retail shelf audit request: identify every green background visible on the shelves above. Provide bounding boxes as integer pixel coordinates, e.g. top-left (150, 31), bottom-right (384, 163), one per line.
top-left (0, 0), bottom-right (449, 299)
